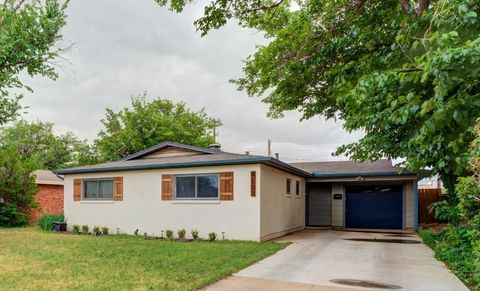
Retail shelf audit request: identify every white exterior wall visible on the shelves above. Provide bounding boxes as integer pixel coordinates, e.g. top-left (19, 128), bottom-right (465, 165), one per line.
top-left (64, 164), bottom-right (262, 241)
top-left (259, 165), bottom-right (305, 241)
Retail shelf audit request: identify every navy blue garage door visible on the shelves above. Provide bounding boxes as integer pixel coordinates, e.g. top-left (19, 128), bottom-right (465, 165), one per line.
top-left (345, 185), bottom-right (403, 229)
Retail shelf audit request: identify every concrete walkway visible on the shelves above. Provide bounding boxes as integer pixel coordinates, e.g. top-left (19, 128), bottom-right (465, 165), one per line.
top-left (205, 230), bottom-right (468, 291)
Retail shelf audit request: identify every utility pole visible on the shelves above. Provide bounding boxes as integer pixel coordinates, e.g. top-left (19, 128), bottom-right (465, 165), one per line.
top-left (267, 139), bottom-right (272, 157)
top-left (211, 119), bottom-right (222, 143)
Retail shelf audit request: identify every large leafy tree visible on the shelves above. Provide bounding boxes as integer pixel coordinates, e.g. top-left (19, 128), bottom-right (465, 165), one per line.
top-left (95, 94), bottom-right (220, 161)
top-left (0, 120), bottom-right (98, 170)
top-left (0, 0), bottom-right (68, 124)
top-left (157, 0), bottom-right (480, 193)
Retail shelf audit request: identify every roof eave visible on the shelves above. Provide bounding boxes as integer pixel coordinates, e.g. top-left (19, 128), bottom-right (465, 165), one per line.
top-left (311, 171), bottom-right (417, 178)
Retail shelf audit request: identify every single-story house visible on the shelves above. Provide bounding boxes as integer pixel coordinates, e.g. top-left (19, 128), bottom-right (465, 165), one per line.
top-left (31, 170), bottom-right (64, 221)
top-left (54, 142), bottom-right (418, 241)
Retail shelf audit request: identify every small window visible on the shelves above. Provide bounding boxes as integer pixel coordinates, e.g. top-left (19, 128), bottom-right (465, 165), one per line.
top-left (296, 181), bottom-right (300, 195)
top-left (286, 178), bottom-right (291, 194)
top-left (175, 174), bottom-right (219, 199)
top-left (83, 179), bottom-right (113, 200)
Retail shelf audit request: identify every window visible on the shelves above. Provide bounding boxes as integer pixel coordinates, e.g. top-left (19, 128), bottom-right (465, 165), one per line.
top-left (286, 178), bottom-right (291, 194)
top-left (175, 174), bottom-right (219, 199)
top-left (296, 181), bottom-right (300, 195)
top-left (83, 179), bottom-right (113, 199)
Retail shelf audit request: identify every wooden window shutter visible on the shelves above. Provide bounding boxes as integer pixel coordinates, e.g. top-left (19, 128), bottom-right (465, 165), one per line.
top-left (73, 179), bottom-right (81, 201)
top-left (220, 172), bottom-right (234, 201)
top-left (162, 174), bottom-right (173, 200)
top-left (250, 171), bottom-right (256, 197)
top-left (113, 177), bottom-right (123, 201)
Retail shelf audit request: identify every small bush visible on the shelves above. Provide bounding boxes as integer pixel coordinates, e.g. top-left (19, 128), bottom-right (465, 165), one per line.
top-left (38, 214), bottom-right (65, 231)
top-left (208, 232), bottom-right (217, 241)
top-left (81, 225), bottom-right (89, 233)
top-left (101, 226), bottom-right (109, 235)
top-left (93, 225), bottom-right (101, 235)
top-left (178, 229), bottom-right (186, 240)
top-left (166, 229), bottom-right (174, 240)
top-left (191, 229), bottom-right (199, 240)
top-left (72, 224), bottom-right (80, 234)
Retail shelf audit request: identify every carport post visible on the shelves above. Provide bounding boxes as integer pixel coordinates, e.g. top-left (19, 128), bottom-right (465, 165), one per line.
top-left (413, 179), bottom-right (419, 231)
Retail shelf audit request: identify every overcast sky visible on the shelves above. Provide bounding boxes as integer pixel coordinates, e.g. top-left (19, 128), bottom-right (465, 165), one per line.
top-left (20, 0), bottom-right (363, 163)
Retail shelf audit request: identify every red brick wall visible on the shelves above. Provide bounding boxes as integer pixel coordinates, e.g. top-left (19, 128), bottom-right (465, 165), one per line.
top-left (30, 184), bottom-right (64, 222)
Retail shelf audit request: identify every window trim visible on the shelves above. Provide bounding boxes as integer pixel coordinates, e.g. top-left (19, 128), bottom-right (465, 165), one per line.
top-left (286, 178), bottom-right (291, 195)
top-left (296, 180), bottom-right (300, 195)
top-left (82, 178), bottom-right (114, 201)
top-left (173, 173), bottom-right (220, 200)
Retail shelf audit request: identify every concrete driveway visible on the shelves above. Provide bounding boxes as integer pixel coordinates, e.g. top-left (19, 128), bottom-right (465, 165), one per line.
top-left (206, 230), bottom-right (468, 290)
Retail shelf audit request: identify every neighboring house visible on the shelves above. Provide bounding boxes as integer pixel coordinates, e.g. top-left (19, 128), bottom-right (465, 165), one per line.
top-left (55, 142), bottom-right (418, 241)
top-left (31, 170), bottom-right (64, 221)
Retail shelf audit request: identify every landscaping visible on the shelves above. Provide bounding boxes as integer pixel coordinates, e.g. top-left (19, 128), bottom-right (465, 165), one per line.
top-left (0, 227), bottom-right (287, 290)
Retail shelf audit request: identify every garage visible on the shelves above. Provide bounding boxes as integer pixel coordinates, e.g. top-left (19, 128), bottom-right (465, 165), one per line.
top-left (345, 185), bottom-right (404, 229)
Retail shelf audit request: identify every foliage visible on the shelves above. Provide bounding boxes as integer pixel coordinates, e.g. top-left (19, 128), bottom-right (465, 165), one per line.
top-left (0, 120), bottom-right (99, 170)
top-left (0, 0), bottom-right (69, 125)
top-left (72, 224), bottom-right (80, 234)
top-left (420, 228), bottom-right (480, 288)
top-left (81, 225), bottom-right (89, 234)
top-left (165, 229), bottom-right (174, 240)
top-left (208, 232), bottom-right (217, 241)
top-left (37, 214), bottom-right (64, 231)
top-left (191, 229), bottom-right (199, 240)
top-left (101, 226), bottom-right (109, 235)
top-left (177, 228), bottom-right (186, 240)
top-left (0, 227), bottom-right (287, 290)
top-left (93, 225), bottom-right (101, 235)
top-left (157, 0), bottom-right (480, 191)
top-left (94, 94), bottom-right (221, 162)
top-left (429, 200), bottom-right (460, 225)
top-left (0, 148), bottom-right (38, 227)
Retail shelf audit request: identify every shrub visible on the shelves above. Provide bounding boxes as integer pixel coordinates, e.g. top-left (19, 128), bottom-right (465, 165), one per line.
top-left (93, 225), bottom-right (101, 235)
top-left (38, 214), bottom-right (65, 231)
top-left (81, 225), bottom-right (89, 233)
top-left (208, 232), bottom-right (217, 241)
top-left (191, 229), bottom-right (199, 240)
top-left (165, 229), bottom-right (174, 240)
top-left (101, 226), bottom-right (109, 235)
top-left (72, 224), bottom-right (80, 234)
top-left (177, 229), bottom-right (186, 240)
top-left (0, 148), bottom-right (38, 227)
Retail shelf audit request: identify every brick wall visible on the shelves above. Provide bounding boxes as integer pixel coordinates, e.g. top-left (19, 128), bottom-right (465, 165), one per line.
top-left (30, 184), bottom-right (64, 222)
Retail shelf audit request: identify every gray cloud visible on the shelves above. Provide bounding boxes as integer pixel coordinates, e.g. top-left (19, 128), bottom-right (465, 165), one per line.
top-left (19, 0), bottom-right (363, 162)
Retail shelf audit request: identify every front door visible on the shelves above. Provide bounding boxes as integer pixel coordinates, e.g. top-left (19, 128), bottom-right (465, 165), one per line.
top-left (307, 183), bottom-right (332, 226)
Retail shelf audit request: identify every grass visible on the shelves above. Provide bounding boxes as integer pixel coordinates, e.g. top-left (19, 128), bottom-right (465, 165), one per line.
top-left (0, 227), bottom-right (288, 290)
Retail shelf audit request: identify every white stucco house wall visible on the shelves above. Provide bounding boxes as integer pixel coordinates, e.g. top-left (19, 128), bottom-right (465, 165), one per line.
top-left (55, 142), bottom-right (418, 241)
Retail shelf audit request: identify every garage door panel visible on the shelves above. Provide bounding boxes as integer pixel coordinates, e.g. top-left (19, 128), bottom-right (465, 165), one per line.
top-left (307, 184), bottom-right (332, 226)
top-left (346, 185), bottom-right (403, 229)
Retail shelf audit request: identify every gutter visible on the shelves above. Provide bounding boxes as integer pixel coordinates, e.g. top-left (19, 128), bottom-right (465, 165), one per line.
top-left (311, 171), bottom-right (416, 178)
top-left (54, 157), bottom-right (312, 177)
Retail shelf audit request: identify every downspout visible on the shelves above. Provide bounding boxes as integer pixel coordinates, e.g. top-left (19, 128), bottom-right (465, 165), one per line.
top-left (413, 178), bottom-right (419, 231)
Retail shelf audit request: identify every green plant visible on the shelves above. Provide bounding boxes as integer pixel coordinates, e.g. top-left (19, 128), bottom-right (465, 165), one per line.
top-left (191, 229), bottom-right (199, 240)
top-left (166, 229), bottom-right (174, 240)
top-left (177, 229), bottom-right (186, 240)
top-left (429, 200), bottom-right (460, 225)
top-left (101, 226), bottom-right (109, 235)
top-left (93, 225), bottom-right (101, 235)
top-left (208, 232), bottom-right (216, 242)
top-left (38, 214), bottom-right (64, 231)
top-left (81, 225), bottom-right (89, 234)
top-left (72, 224), bottom-right (80, 234)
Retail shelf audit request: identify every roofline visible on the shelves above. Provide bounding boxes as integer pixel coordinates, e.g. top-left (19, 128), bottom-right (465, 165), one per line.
top-left (54, 157), bottom-right (312, 177)
top-left (121, 141), bottom-right (217, 161)
top-left (311, 171), bottom-right (416, 178)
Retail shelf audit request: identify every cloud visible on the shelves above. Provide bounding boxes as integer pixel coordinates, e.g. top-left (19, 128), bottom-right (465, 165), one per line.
top-left (19, 0), bottom-right (362, 162)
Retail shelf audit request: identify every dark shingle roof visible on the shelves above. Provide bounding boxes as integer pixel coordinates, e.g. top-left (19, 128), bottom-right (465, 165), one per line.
top-left (290, 159), bottom-right (412, 177)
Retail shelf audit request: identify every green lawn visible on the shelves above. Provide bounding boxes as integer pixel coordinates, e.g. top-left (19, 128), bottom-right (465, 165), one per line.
top-left (0, 228), bottom-right (287, 290)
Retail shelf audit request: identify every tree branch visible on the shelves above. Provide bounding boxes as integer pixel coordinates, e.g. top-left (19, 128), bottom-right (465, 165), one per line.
top-left (416, 0), bottom-right (429, 19)
top-left (398, 0), bottom-right (412, 14)
top-left (243, 0), bottom-right (285, 13)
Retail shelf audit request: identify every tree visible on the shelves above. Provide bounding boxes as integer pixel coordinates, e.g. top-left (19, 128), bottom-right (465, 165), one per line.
top-left (95, 94), bottom-right (220, 161)
top-left (0, 0), bottom-right (69, 124)
top-left (0, 120), bottom-right (98, 170)
top-left (0, 147), bottom-right (38, 227)
top-left (156, 0), bottom-right (480, 193)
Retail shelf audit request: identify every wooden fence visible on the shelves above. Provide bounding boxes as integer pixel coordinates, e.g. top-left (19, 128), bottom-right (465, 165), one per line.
top-left (418, 188), bottom-right (444, 224)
